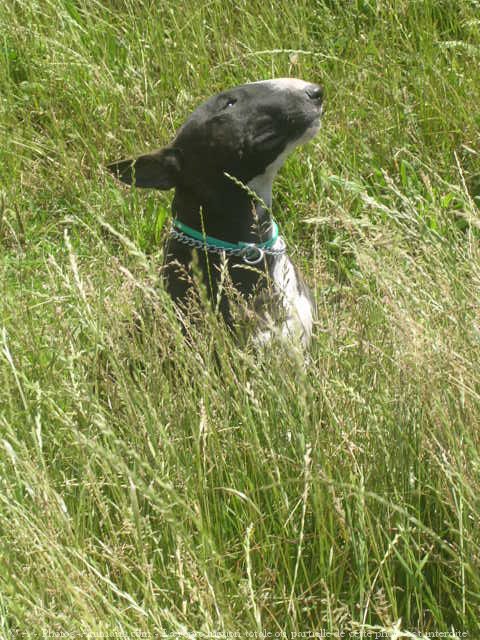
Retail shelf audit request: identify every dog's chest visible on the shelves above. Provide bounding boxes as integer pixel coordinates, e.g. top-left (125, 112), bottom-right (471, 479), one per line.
top-left (254, 240), bottom-right (314, 347)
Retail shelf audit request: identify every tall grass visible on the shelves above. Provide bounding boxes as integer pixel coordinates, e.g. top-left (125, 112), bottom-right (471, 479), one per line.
top-left (1, 0), bottom-right (480, 636)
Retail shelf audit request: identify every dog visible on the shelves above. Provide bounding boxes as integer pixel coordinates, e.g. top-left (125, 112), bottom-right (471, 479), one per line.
top-left (108, 78), bottom-right (323, 347)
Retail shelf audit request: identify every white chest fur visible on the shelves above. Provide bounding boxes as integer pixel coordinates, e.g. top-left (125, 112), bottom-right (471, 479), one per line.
top-left (254, 237), bottom-right (314, 347)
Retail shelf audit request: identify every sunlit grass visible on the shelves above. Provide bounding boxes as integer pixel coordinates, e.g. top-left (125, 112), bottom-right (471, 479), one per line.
top-left (1, 0), bottom-right (480, 636)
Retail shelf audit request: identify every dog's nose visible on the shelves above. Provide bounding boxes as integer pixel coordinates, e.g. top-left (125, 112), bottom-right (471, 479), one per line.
top-left (305, 84), bottom-right (324, 102)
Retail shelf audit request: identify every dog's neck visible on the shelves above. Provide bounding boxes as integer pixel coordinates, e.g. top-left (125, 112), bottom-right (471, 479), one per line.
top-left (171, 177), bottom-right (274, 245)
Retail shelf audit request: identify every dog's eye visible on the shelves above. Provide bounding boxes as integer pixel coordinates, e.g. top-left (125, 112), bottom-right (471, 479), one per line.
top-left (223, 97), bottom-right (237, 109)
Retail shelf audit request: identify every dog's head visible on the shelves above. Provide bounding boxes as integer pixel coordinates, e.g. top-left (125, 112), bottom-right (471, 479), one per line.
top-left (108, 78), bottom-right (323, 199)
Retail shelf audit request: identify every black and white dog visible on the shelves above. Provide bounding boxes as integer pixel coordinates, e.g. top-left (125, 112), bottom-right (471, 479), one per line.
top-left (108, 78), bottom-right (323, 347)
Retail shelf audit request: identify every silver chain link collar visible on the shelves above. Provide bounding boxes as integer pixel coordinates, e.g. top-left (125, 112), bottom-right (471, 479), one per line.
top-left (170, 226), bottom-right (287, 265)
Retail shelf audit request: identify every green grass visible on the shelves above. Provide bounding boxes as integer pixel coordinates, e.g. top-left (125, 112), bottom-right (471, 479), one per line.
top-left (1, 0), bottom-right (480, 636)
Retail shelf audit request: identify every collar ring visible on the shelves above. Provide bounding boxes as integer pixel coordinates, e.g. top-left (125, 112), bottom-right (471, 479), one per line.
top-left (242, 245), bottom-right (265, 265)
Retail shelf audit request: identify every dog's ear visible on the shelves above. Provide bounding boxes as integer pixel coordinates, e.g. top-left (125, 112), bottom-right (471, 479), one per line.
top-left (107, 147), bottom-right (181, 190)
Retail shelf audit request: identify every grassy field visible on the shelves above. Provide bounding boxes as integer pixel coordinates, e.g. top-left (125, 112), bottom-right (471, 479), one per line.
top-left (1, 0), bottom-right (480, 636)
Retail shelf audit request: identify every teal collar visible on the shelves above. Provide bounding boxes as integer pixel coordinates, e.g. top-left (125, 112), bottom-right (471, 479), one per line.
top-left (170, 218), bottom-right (285, 265)
top-left (172, 218), bottom-right (280, 250)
